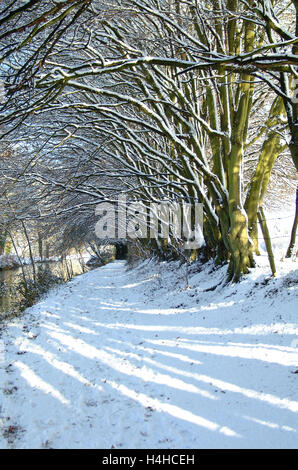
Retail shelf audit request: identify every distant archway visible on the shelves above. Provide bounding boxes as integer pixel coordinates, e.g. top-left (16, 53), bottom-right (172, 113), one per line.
top-left (115, 241), bottom-right (128, 260)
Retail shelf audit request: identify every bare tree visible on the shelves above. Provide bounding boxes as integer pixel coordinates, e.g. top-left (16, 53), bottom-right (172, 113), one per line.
top-left (1, 0), bottom-right (297, 281)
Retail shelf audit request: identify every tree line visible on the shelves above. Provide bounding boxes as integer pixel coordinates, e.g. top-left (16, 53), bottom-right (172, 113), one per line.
top-left (0, 0), bottom-right (297, 281)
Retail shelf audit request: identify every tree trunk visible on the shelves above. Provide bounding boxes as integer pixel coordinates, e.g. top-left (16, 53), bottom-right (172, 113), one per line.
top-left (22, 221), bottom-right (37, 288)
top-left (257, 207), bottom-right (276, 277)
top-left (286, 186), bottom-right (298, 258)
top-left (245, 134), bottom-right (284, 254)
top-left (0, 228), bottom-right (6, 256)
top-left (227, 208), bottom-right (254, 282)
top-left (38, 231), bottom-right (43, 260)
top-left (45, 242), bottom-right (50, 259)
top-left (227, 82), bottom-right (255, 280)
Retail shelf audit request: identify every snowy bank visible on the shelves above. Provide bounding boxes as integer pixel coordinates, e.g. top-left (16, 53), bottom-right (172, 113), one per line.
top-left (0, 255), bottom-right (297, 449)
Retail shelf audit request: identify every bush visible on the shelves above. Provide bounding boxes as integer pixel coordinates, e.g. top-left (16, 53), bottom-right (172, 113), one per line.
top-left (15, 268), bottom-right (64, 311)
top-left (0, 255), bottom-right (21, 269)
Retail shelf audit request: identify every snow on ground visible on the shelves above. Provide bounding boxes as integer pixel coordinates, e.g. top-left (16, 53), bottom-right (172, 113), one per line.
top-left (0, 205), bottom-right (297, 449)
top-left (0, 242), bottom-right (297, 449)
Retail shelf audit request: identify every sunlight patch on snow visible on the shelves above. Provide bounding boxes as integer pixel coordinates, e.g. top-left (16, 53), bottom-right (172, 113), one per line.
top-left (90, 277), bottom-right (153, 290)
top-left (63, 322), bottom-right (99, 335)
top-left (233, 324), bottom-right (298, 336)
top-left (104, 346), bottom-right (215, 399)
top-left (45, 331), bottom-right (215, 399)
top-left (135, 357), bottom-right (217, 401)
top-left (213, 340), bottom-right (298, 353)
top-left (18, 339), bottom-right (97, 388)
top-left (243, 415), bottom-right (298, 433)
top-left (100, 301), bottom-right (134, 307)
top-left (110, 338), bottom-right (203, 365)
top-left (177, 371), bottom-right (298, 413)
top-left (137, 307), bottom-right (198, 315)
top-left (87, 322), bottom-right (222, 334)
top-left (43, 321), bottom-right (75, 336)
top-left (14, 361), bottom-right (70, 405)
top-left (106, 381), bottom-right (241, 438)
top-left (93, 305), bottom-right (133, 312)
top-left (40, 311), bottom-right (60, 319)
top-left (121, 281), bottom-right (150, 288)
top-left (47, 331), bottom-right (108, 361)
top-left (200, 301), bottom-right (235, 311)
top-left (147, 338), bottom-right (298, 366)
top-left (80, 321), bottom-right (298, 338)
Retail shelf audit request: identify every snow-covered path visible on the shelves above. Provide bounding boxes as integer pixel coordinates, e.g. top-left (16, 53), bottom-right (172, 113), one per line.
top-left (0, 259), bottom-right (298, 449)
